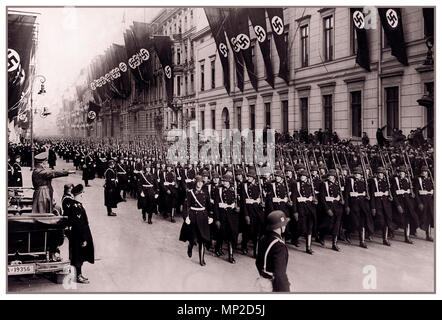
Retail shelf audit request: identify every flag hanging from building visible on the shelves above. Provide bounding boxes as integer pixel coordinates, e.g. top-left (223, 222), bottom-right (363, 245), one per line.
top-left (224, 8), bottom-right (244, 92)
top-left (378, 8), bottom-right (408, 66)
top-left (132, 21), bottom-right (153, 82)
top-left (235, 8), bottom-right (258, 92)
top-left (111, 43), bottom-right (132, 97)
top-left (87, 101), bottom-right (101, 124)
top-left (124, 28), bottom-right (144, 83)
top-left (8, 13), bottom-right (37, 120)
top-left (350, 8), bottom-right (371, 71)
top-left (248, 8), bottom-right (274, 88)
top-left (204, 7), bottom-right (231, 94)
top-left (17, 109), bottom-right (30, 130)
top-left (266, 8), bottom-right (289, 85)
top-left (153, 35), bottom-right (174, 108)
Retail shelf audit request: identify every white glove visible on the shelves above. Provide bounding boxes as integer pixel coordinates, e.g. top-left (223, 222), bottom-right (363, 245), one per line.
top-left (208, 217), bottom-right (213, 224)
top-left (140, 192), bottom-right (145, 197)
top-left (185, 217), bottom-right (191, 225)
top-left (154, 194), bottom-right (159, 199)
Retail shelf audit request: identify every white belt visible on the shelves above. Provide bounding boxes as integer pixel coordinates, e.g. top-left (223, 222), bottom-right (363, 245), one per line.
top-left (374, 191), bottom-right (389, 197)
top-left (298, 196), bottom-right (313, 203)
top-left (246, 199), bottom-right (260, 204)
top-left (164, 182), bottom-right (175, 186)
top-left (350, 192), bottom-right (366, 197)
top-left (396, 190), bottom-right (410, 195)
top-left (190, 206), bottom-right (205, 211)
top-left (185, 179), bottom-right (194, 183)
top-left (272, 197), bottom-right (288, 203)
top-left (419, 190), bottom-right (433, 195)
top-left (142, 184), bottom-right (153, 188)
top-left (326, 196), bottom-right (340, 202)
top-left (315, 191), bottom-right (320, 195)
top-left (341, 187), bottom-right (344, 191)
top-left (219, 203), bottom-right (235, 209)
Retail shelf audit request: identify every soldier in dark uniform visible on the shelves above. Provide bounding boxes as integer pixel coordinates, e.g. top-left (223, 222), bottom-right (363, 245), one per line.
top-left (391, 166), bottom-right (419, 244)
top-left (266, 170), bottom-right (291, 218)
top-left (82, 151), bottom-right (95, 187)
top-left (104, 160), bottom-right (122, 216)
top-left (255, 210), bottom-right (290, 292)
top-left (48, 147), bottom-right (57, 169)
top-left (214, 174), bottom-right (239, 263)
top-left (414, 166), bottom-right (434, 241)
top-left (116, 158), bottom-right (128, 201)
top-left (318, 169), bottom-right (344, 251)
top-left (32, 151), bottom-right (73, 213)
top-left (67, 184), bottom-right (94, 284)
top-left (61, 183), bottom-right (74, 216)
top-left (293, 169), bottom-right (316, 254)
top-left (11, 155), bottom-right (23, 187)
top-left (8, 155), bottom-right (14, 187)
top-left (240, 168), bottom-right (265, 258)
top-left (369, 167), bottom-right (394, 246)
top-left (137, 164), bottom-right (158, 224)
top-left (179, 175), bottom-right (212, 266)
top-left (161, 163), bottom-right (178, 223)
top-left (344, 166), bottom-right (374, 249)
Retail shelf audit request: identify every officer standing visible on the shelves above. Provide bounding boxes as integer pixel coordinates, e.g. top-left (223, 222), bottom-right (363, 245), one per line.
top-left (104, 160), bottom-right (122, 216)
top-left (12, 155), bottom-right (23, 187)
top-left (67, 184), bottom-right (95, 284)
top-left (255, 210), bottom-right (290, 292)
top-left (137, 164), bottom-right (159, 224)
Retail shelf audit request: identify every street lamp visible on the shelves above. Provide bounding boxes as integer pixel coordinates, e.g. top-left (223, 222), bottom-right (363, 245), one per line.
top-left (30, 74), bottom-right (46, 170)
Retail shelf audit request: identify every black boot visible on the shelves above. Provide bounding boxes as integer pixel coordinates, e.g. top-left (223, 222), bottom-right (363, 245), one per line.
top-left (148, 213), bottom-right (152, 224)
top-left (142, 211), bottom-right (146, 222)
top-left (170, 208), bottom-right (176, 223)
top-left (306, 235), bottom-right (313, 254)
top-left (228, 243), bottom-right (235, 264)
top-left (332, 236), bottom-right (340, 252)
top-left (426, 229), bottom-right (434, 242)
top-left (383, 228), bottom-right (391, 246)
top-left (405, 225), bottom-right (414, 244)
top-left (187, 244), bottom-right (193, 258)
top-left (199, 243), bottom-right (206, 266)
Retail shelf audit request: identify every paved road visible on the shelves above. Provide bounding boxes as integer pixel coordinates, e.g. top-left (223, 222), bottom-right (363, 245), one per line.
top-left (7, 159), bottom-right (435, 293)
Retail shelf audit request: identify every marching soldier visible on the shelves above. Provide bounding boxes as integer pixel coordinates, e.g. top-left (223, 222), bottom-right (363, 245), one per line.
top-left (11, 155), bottom-right (23, 187)
top-left (179, 175), bottom-right (212, 266)
top-left (240, 168), bottom-right (265, 257)
top-left (344, 166), bottom-right (374, 249)
top-left (137, 163), bottom-right (158, 224)
top-left (161, 163), bottom-right (178, 223)
top-left (292, 169), bottom-right (316, 254)
top-left (369, 167), bottom-right (394, 246)
top-left (414, 166), bottom-right (434, 242)
top-left (266, 170), bottom-right (291, 218)
top-left (104, 160), bottom-right (122, 217)
top-left (391, 166), bottom-right (419, 244)
top-left (214, 174), bottom-right (239, 263)
top-left (318, 169), bottom-right (344, 251)
top-left (116, 157), bottom-right (128, 201)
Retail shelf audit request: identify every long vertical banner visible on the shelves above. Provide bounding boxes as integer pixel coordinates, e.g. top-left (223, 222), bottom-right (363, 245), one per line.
top-left (8, 13), bottom-right (37, 120)
top-left (224, 8), bottom-right (245, 92)
top-left (153, 35), bottom-right (174, 109)
top-left (350, 8), bottom-right (371, 71)
top-left (266, 8), bottom-right (289, 85)
top-left (378, 8), bottom-right (408, 66)
top-left (204, 7), bottom-right (231, 94)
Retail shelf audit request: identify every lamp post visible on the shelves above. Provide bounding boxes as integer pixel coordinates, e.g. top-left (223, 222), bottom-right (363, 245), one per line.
top-left (30, 74), bottom-right (46, 170)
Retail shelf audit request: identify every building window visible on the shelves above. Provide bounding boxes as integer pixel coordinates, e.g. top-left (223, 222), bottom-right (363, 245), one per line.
top-left (351, 91), bottom-right (362, 137)
top-left (185, 75), bottom-right (188, 96)
top-left (301, 25), bottom-right (309, 67)
top-left (177, 47), bottom-right (181, 65)
top-left (191, 108), bottom-right (195, 120)
top-left (200, 63), bottom-right (205, 91)
top-left (250, 104), bottom-right (256, 130)
top-left (323, 16), bottom-right (334, 61)
top-left (300, 97), bottom-right (308, 130)
top-left (190, 42), bottom-right (194, 58)
top-left (211, 59), bottom-right (216, 89)
top-left (200, 110), bottom-right (205, 130)
top-left (211, 109), bottom-right (216, 130)
top-left (385, 87), bottom-right (399, 136)
top-left (425, 82), bottom-right (434, 139)
top-left (190, 73), bottom-right (194, 94)
top-left (282, 100), bottom-right (288, 133)
top-left (184, 45), bottom-right (188, 62)
top-left (323, 94), bottom-right (333, 131)
top-left (237, 106), bottom-right (242, 131)
top-left (176, 76), bottom-right (181, 96)
top-left (350, 17), bottom-right (358, 55)
top-left (265, 102), bottom-right (271, 128)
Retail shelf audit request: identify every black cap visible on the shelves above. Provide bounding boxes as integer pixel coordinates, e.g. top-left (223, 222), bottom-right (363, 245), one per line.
top-left (72, 184), bottom-right (84, 196)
